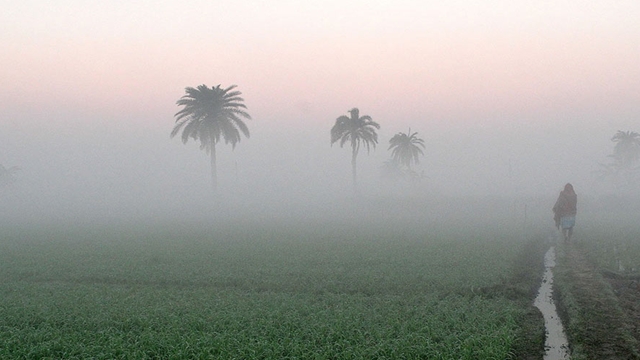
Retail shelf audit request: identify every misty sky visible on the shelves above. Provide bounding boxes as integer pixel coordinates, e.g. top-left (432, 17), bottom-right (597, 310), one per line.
top-left (1, 1), bottom-right (639, 221)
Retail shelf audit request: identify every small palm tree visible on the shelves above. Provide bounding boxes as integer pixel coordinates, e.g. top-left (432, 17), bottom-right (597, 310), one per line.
top-left (330, 108), bottom-right (380, 189)
top-left (611, 130), bottom-right (640, 169)
top-left (596, 130), bottom-right (640, 191)
top-left (388, 129), bottom-right (425, 170)
top-left (171, 84), bottom-right (251, 191)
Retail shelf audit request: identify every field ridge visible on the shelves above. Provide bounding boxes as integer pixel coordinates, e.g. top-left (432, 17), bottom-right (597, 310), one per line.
top-left (555, 243), bottom-right (640, 359)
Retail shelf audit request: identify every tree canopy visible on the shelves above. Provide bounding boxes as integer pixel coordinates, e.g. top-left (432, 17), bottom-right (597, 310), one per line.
top-left (388, 129), bottom-right (425, 169)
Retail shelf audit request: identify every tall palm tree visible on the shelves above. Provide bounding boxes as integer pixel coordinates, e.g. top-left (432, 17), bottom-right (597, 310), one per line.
top-left (611, 130), bottom-right (640, 169)
top-left (330, 108), bottom-right (380, 189)
top-left (171, 84), bottom-right (251, 191)
top-left (388, 129), bottom-right (425, 169)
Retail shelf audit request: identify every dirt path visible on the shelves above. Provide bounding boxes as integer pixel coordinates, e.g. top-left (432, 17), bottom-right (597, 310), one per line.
top-left (556, 243), bottom-right (640, 359)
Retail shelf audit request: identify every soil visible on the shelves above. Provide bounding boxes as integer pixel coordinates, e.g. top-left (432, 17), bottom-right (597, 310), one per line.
top-left (555, 244), bottom-right (640, 359)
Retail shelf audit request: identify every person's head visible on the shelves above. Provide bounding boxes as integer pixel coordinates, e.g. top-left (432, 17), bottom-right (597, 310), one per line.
top-left (564, 183), bottom-right (574, 193)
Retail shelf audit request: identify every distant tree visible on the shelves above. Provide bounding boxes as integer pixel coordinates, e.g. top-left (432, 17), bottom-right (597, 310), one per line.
top-left (171, 84), bottom-right (251, 191)
top-left (388, 129), bottom-right (425, 170)
top-left (596, 130), bottom-right (640, 191)
top-left (610, 130), bottom-right (640, 170)
top-left (330, 108), bottom-right (380, 190)
top-left (0, 164), bottom-right (20, 187)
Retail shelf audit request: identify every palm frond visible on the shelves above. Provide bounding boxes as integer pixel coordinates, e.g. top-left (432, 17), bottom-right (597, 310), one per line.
top-left (388, 129), bottom-right (426, 168)
top-left (609, 130), bottom-right (640, 169)
top-left (171, 83), bottom-right (252, 149)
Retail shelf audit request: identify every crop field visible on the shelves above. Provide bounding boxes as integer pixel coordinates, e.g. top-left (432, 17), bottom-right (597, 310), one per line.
top-left (0, 219), bottom-right (545, 359)
top-left (552, 208), bottom-right (640, 359)
top-left (571, 211), bottom-right (640, 273)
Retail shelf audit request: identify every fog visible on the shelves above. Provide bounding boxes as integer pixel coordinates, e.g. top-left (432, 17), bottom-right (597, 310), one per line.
top-left (2, 99), bottom-right (638, 229)
top-left (1, 1), bottom-right (639, 231)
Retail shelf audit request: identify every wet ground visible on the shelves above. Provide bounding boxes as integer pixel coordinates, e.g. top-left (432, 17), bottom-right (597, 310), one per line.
top-left (534, 245), bottom-right (569, 360)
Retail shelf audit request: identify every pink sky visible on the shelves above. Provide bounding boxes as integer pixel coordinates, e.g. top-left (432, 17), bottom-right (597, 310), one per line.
top-left (2, 1), bottom-right (639, 130)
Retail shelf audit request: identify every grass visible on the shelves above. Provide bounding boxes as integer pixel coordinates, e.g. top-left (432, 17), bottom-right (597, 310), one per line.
top-left (552, 211), bottom-right (640, 359)
top-left (577, 223), bottom-right (640, 274)
top-left (0, 219), bottom-right (544, 359)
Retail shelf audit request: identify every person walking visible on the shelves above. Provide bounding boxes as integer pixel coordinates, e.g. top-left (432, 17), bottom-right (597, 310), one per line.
top-left (553, 183), bottom-right (577, 242)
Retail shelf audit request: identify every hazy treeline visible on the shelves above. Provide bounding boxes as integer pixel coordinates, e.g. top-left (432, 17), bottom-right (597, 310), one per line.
top-left (1, 104), bottom-right (638, 228)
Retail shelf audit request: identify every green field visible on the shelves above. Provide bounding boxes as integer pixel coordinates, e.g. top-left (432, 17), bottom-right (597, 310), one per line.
top-left (551, 209), bottom-right (640, 359)
top-left (0, 219), bottom-right (545, 359)
top-left (572, 211), bottom-right (640, 273)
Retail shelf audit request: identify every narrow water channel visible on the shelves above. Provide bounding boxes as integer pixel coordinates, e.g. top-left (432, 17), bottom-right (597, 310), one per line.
top-left (534, 245), bottom-right (570, 360)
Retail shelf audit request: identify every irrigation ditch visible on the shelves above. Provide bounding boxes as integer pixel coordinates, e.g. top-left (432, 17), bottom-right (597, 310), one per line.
top-left (534, 244), bottom-right (569, 360)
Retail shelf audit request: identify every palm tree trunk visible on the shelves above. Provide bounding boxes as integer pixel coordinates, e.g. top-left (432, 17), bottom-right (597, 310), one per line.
top-left (351, 142), bottom-right (358, 191)
top-left (210, 143), bottom-right (217, 192)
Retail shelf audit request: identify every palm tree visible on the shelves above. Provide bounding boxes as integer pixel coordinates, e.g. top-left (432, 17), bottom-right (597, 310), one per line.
top-left (596, 130), bottom-right (640, 191)
top-left (611, 130), bottom-right (640, 169)
top-left (388, 129), bottom-right (425, 169)
top-left (171, 84), bottom-right (251, 191)
top-left (330, 108), bottom-right (380, 189)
